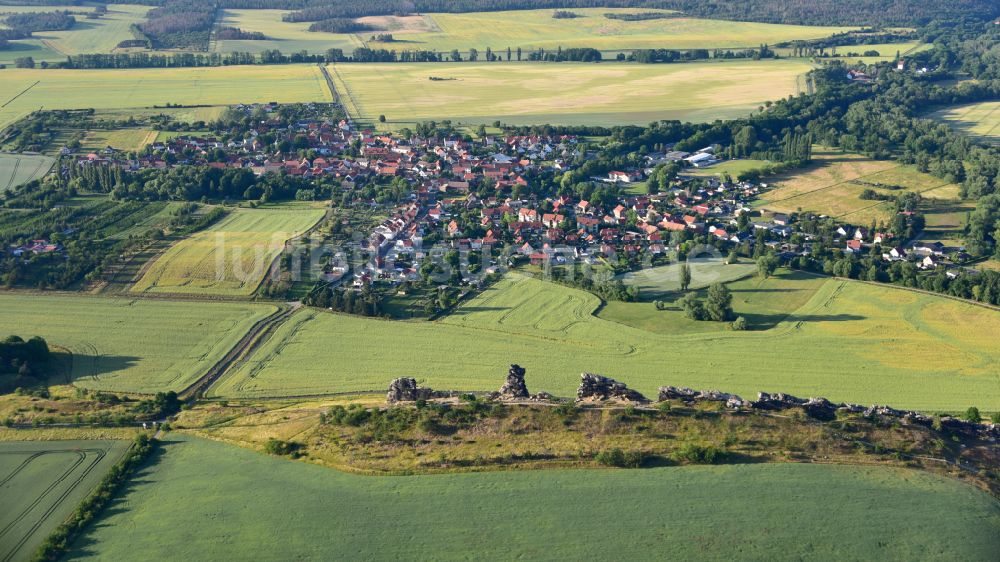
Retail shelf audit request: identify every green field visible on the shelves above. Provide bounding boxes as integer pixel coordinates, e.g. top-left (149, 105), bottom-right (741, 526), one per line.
top-left (28, 4), bottom-right (148, 56)
top-left (211, 272), bottom-right (1000, 411)
top-left (0, 294), bottom-right (276, 394)
top-left (686, 158), bottom-right (772, 178)
top-left (618, 257), bottom-right (757, 297)
top-left (131, 207), bottom-right (324, 296)
top-left (213, 8), bottom-right (362, 54)
top-left (755, 147), bottom-right (958, 223)
top-left (927, 101), bottom-right (1000, 145)
top-left (80, 128), bottom-right (158, 152)
top-left (601, 268), bottom-right (829, 334)
top-left (0, 439), bottom-right (128, 562)
top-left (66, 434), bottom-right (1000, 560)
top-left (218, 8), bottom-right (852, 54)
top-left (0, 65), bottom-right (330, 131)
top-left (330, 60), bottom-right (815, 127)
top-left (0, 153), bottom-right (54, 191)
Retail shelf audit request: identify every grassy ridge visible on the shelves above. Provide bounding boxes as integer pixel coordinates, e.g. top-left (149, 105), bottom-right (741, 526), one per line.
top-left (0, 439), bottom-right (128, 562)
top-left (331, 60), bottom-right (816, 127)
top-left (66, 434), bottom-right (1000, 561)
top-left (212, 272), bottom-right (1000, 411)
top-left (0, 294), bottom-right (277, 394)
top-left (131, 207), bottom-right (325, 297)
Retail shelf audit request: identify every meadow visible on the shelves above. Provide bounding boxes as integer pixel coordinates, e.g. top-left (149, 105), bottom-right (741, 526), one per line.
top-left (601, 268), bottom-right (829, 334)
top-left (413, 9), bottom-right (852, 52)
top-left (0, 293), bottom-right (276, 394)
top-left (0, 152), bottom-right (54, 191)
top-left (212, 9), bottom-right (362, 54)
top-left (80, 128), bottom-right (158, 152)
top-left (215, 8), bottom-right (851, 55)
top-left (0, 439), bottom-right (128, 562)
top-left (686, 158), bottom-right (771, 178)
top-left (67, 434), bottom-right (1000, 560)
top-left (927, 100), bottom-right (1000, 144)
top-left (212, 272), bottom-right (1000, 412)
top-left (330, 59), bottom-right (816, 127)
top-left (755, 147), bottom-right (958, 223)
top-left (26, 4), bottom-right (148, 56)
top-left (617, 257), bottom-right (757, 297)
top-left (131, 207), bottom-right (324, 297)
top-left (0, 65), bottom-right (330, 131)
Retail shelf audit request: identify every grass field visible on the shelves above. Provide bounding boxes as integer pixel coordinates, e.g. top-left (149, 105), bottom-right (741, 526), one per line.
top-left (131, 207), bottom-right (324, 296)
top-left (213, 9), bottom-right (362, 54)
top-left (67, 434), bottom-right (1000, 560)
top-left (330, 59), bottom-right (815, 127)
top-left (600, 268), bottom-right (829, 334)
top-left (213, 8), bottom-right (851, 54)
top-left (80, 128), bottom-right (158, 152)
top-left (373, 8), bottom-right (852, 52)
top-left (927, 101), bottom-right (1000, 145)
top-left (686, 158), bottom-right (771, 178)
top-left (212, 272), bottom-right (1000, 411)
top-left (755, 147), bottom-right (958, 223)
top-left (0, 153), bottom-right (54, 191)
top-left (617, 257), bottom-right (757, 298)
top-left (0, 65), bottom-right (330, 132)
top-left (0, 293), bottom-right (276, 394)
top-left (28, 4), bottom-right (148, 56)
top-left (0, 439), bottom-right (128, 562)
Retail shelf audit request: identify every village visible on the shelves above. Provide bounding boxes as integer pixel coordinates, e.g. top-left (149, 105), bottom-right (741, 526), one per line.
top-left (46, 102), bottom-right (978, 292)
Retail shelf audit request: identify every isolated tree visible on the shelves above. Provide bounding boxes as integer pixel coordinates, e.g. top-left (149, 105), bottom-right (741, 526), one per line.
top-left (679, 292), bottom-right (704, 320)
top-left (680, 263), bottom-right (692, 291)
top-left (727, 251), bottom-right (739, 265)
top-left (704, 283), bottom-right (733, 322)
top-left (965, 406), bottom-right (981, 424)
top-left (756, 253), bottom-right (778, 279)
top-left (378, 114), bottom-right (386, 123)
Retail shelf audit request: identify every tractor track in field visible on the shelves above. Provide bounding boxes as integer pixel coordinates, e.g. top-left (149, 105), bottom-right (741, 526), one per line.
top-left (0, 447), bottom-right (109, 562)
top-left (1, 81), bottom-right (40, 108)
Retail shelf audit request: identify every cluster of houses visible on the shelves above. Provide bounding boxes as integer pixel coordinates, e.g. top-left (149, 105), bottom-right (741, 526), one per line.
top-left (8, 239), bottom-right (60, 257)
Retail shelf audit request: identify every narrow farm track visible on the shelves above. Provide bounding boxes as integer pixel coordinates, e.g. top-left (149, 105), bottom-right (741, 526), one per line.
top-left (181, 303), bottom-right (300, 399)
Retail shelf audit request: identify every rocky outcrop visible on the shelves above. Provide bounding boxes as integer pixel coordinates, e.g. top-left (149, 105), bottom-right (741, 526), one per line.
top-left (577, 373), bottom-right (648, 403)
top-left (497, 364), bottom-right (529, 399)
top-left (386, 377), bottom-right (441, 403)
top-left (750, 392), bottom-right (807, 410)
top-left (658, 386), bottom-right (744, 406)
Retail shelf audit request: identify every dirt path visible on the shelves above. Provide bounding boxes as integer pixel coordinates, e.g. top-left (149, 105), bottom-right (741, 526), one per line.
top-left (179, 302), bottom-right (301, 400)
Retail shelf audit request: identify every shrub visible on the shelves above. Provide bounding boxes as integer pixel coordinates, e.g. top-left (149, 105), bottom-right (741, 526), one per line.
top-left (596, 448), bottom-right (646, 468)
top-left (964, 406), bottom-right (981, 424)
top-left (672, 443), bottom-right (725, 464)
top-left (731, 316), bottom-right (748, 331)
top-left (263, 438), bottom-right (301, 456)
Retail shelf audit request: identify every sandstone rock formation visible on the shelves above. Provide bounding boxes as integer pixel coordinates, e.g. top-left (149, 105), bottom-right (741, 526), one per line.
top-left (577, 373), bottom-right (648, 402)
top-left (497, 364), bottom-right (529, 399)
top-left (386, 377), bottom-right (437, 403)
